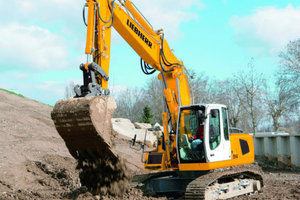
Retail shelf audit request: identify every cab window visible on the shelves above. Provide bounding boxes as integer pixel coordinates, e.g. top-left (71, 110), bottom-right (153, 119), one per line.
top-left (209, 109), bottom-right (221, 150)
top-left (178, 107), bottom-right (205, 163)
top-left (222, 108), bottom-right (229, 140)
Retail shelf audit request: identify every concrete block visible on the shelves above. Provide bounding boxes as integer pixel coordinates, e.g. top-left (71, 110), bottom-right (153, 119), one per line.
top-left (277, 136), bottom-right (291, 167)
top-left (254, 134), bottom-right (300, 168)
top-left (111, 118), bottom-right (157, 147)
top-left (254, 137), bottom-right (264, 156)
top-left (264, 137), bottom-right (277, 161)
top-left (134, 122), bottom-right (152, 129)
top-left (290, 136), bottom-right (300, 168)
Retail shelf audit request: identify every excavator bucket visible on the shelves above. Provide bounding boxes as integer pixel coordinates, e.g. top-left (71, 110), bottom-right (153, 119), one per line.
top-left (51, 96), bottom-right (130, 195)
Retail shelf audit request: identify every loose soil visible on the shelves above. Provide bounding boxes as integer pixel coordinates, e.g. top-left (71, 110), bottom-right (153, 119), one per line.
top-left (51, 97), bottom-right (132, 196)
top-left (0, 90), bottom-right (299, 199)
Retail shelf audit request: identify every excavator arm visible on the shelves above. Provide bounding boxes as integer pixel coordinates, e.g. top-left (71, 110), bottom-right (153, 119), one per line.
top-left (81, 0), bottom-right (192, 122)
top-left (74, 0), bottom-right (193, 170)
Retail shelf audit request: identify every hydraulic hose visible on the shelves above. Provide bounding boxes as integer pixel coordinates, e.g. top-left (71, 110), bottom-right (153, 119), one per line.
top-left (140, 58), bottom-right (156, 75)
top-left (160, 34), bottom-right (183, 68)
top-left (97, 0), bottom-right (115, 25)
top-left (83, 4), bottom-right (88, 26)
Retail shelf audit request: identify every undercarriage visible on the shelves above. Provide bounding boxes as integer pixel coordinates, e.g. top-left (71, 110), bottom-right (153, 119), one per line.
top-left (133, 164), bottom-right (263, 199)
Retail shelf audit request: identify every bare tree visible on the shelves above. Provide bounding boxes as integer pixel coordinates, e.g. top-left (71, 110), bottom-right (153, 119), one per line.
top-left (265, 39), bottom-right (300, 132)
top-left (112, 75), bottom-right (166, 124)
top-left (233, 58), bottom-right (267, 134)
top-left (265, 81), bottom-right (295, 131)
top-left (214, 79), bottom-right (243, 128)
top-left (190, 71), bottom-right (213, 104)
top-left (113, 88), bottom-right (145, 122)
top-left (277, 39), bottom-right (300, 112)
top-left (293, 119), bottom-right (300, 134)
top-left (278, 39), bottom-right (300, 105)
top-left (142, 77), bottom-right (164, 124)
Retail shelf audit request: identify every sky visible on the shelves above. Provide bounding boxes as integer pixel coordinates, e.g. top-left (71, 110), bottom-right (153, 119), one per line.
top-left (0, 0), bottom-right (299, 106)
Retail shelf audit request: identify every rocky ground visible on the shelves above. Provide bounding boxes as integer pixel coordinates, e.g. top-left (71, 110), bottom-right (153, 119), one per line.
top-left (0, 90), bottom-right (299, 199)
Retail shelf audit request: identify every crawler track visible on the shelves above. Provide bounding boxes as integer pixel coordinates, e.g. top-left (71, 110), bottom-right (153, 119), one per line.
top-left (185, 164), bottom-right (263, 199)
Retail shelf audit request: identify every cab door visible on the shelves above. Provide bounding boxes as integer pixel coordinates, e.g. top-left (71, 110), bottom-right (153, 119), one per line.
top-left (204, 105), bottom-right (231, 162)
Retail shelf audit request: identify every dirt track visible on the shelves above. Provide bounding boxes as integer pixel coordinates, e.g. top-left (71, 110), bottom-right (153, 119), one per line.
top-left (0, 90), bottom-right (299, 199)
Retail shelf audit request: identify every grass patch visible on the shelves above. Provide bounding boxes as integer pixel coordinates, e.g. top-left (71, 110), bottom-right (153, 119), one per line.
top-left (0, 88), bottom-right (24, 98)
top-left (0, 88), bottom-right (54, 107)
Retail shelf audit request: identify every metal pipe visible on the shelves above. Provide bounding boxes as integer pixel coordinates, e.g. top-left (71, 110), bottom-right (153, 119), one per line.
top-left (124, 0), bottom-right (156, 36)
top-left (176, 78), bottom-right (181, 106)
top-left (85, 0), bottom-right (96, 54)
top-left (160, 72), bottom-right (167, 113)
top-left (87, 54), bottom-right (93, 63)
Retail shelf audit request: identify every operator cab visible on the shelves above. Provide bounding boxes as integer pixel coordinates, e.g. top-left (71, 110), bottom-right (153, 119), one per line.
top-left (177, 104), bottom-right (231, 164)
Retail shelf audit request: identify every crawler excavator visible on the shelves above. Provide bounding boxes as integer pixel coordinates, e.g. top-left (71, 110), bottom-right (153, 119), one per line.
top-left (51, 0), bottom-right (263, 199)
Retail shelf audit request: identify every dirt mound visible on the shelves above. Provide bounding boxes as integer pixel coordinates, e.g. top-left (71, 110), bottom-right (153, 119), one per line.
top-left (0, 154), bottom-right (80, 200)
top-left (0, 90), bottom-right (150, 199)
top-left (0, 91), bottom-right (70, 166)
top-left (0, 90), bottom-right (78, 199)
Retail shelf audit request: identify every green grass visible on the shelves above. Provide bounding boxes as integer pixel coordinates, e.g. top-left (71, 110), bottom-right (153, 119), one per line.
top-left (0, 88), bottom-right (54, 107)
top-left (0, 88), bottom-right (24, 98)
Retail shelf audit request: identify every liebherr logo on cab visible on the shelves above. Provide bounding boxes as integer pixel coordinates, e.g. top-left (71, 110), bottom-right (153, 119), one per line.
top-left (127, 19), bottom-right (152, 48)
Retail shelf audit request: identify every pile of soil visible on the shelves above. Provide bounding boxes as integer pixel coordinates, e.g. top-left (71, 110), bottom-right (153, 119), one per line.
top-left (0, 90), bottom-right (299, 199)
top-left (0, 155), bottom-right (80, 199)
top-left (0, 90), bottom-right (161, 199)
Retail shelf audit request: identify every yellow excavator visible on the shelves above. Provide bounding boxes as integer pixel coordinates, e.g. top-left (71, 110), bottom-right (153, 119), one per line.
top-left (51, 0), bottom-right (263, 199)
